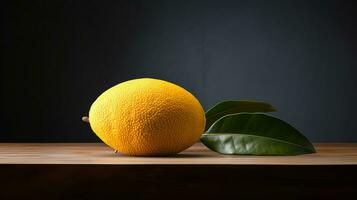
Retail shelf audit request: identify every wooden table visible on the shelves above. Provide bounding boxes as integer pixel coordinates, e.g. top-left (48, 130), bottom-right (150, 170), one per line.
top-left (1, 143), bottom-right (357, 199)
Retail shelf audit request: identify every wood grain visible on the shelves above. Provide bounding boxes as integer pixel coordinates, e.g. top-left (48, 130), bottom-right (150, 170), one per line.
top-left (1, 143), bottom-right (357, 198)
top-left (1, 143), bottom-right (357, 165)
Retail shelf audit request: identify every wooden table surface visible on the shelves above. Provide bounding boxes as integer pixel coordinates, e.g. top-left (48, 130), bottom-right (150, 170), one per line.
top-left (1, 143), bottom-right (357, 198)
top-left (1, 143), bottom-right (357, 165)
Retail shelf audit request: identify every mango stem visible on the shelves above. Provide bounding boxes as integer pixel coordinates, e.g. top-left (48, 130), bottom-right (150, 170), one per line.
top-left (82, 116), bottom-right (90, 123)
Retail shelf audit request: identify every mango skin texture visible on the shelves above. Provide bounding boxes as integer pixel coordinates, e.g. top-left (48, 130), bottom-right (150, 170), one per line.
top-left (89, 78), bottom-right (206, 156)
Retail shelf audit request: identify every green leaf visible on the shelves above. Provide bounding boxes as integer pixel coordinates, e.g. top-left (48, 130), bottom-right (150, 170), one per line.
top-left (205, 100), bottom-right (276, 130)
top-left (201, 113), bottom-right (315, 155)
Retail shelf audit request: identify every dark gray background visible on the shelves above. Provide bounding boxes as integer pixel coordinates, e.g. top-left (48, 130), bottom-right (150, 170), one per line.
top-left (1, 0), bottom-right (357, 142)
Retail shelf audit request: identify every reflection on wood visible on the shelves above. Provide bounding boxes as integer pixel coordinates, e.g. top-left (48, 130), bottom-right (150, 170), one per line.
top-left (1, 143), bottom-right (357, 165)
